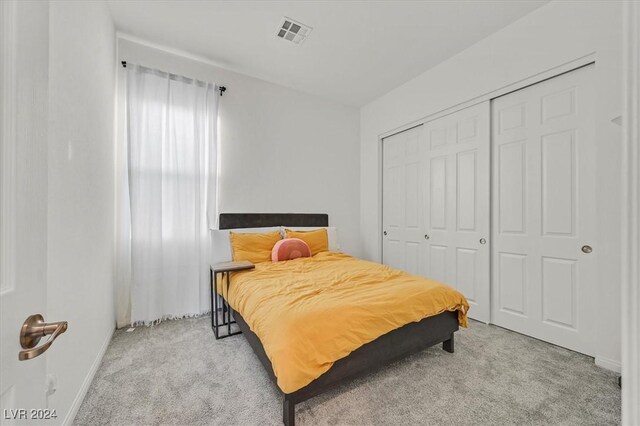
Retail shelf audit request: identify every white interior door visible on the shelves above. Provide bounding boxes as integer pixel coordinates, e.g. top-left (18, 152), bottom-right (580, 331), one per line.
top-left (1, 0), bottom-right (50, 421)
top-left (422, 102), bottom-right (491, 323)
top-left (491, 65), bottom-right (597, 355)
top-left (382, 125), bottom-right (424, 275)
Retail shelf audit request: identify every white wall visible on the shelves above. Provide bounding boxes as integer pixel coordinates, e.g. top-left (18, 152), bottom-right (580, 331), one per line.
top-left (360, 0), bottom-right (622, 369)
top-left (118, 38), bottom-right (361, 256)
top-left (46, 1), bottom-right (116, 423)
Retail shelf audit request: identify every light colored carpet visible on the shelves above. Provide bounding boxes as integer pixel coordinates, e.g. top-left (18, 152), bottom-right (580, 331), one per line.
top-left (74, 317), bottom-right (620, 425)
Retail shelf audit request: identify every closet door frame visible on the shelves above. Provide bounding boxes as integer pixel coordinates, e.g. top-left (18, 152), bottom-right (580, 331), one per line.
top-left (621, 2), bottom-right (640, 421)
top-left (377, 56), bottom-right (598, 326)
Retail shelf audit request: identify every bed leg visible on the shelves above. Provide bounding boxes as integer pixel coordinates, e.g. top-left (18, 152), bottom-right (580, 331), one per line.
top-left (443, 334), bottom-right (454, 353)
top-left (283, 394), bottom-right (295, 426)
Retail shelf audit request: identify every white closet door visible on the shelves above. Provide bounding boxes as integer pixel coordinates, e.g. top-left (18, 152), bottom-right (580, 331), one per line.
top-left (382, 125), bottom-right (425, 275)
top-left (423, 102), bottom-right (491, 323)
top-left (491, 65), bottom-right (597, 355)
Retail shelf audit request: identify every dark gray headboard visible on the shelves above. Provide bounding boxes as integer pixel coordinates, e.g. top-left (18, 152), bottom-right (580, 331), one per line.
top-left (219, 213), bottom-right (328, 230)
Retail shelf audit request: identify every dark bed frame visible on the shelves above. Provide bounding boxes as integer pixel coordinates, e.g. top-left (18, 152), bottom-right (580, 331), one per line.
top-left (218, 213), bottom-right (459, 426)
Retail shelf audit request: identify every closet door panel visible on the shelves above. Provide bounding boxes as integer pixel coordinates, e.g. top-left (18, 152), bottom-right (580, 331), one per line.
top-left (382, 134), bottom-right (403, 270)
top-left (491, 65), bottom-right (597, 356)
top-left (456, 150), bottom-right (477, 232)
top-left (429, 156), bottom-right (447, 231)
top-left (382, 125), bottom-right (425, 275)
top-left (383, 103), bottom-right (490, 324)
top-left (497, 140), bottom-right (527, 235)
top-left (497, 252), bottom-right (527, 317)
top-left (423, 102), bottom-right (491, 323)
top-left (456, 248), bottom-right (478, 301)
top-left (428, 244), bottom-right (448, 283)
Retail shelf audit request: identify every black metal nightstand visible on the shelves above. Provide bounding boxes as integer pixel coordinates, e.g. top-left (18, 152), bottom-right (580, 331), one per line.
top-left (210, 260), bottom-right (255, 339)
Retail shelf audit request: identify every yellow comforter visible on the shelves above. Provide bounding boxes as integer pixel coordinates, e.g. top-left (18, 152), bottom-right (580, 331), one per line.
top-left (226, 252), bottom-right (469, 394)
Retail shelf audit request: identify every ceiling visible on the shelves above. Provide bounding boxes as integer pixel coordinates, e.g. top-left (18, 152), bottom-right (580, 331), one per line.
top-left (108, 1), bottom-right (549, 107)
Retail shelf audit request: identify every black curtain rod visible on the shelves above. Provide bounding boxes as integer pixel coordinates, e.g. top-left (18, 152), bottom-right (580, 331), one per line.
top-left (121, 61), bottom-right (227, 96)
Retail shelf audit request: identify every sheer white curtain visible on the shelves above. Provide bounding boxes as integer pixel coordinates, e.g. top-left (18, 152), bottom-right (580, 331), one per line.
top-left (117, 64), bottom-right (218, 326)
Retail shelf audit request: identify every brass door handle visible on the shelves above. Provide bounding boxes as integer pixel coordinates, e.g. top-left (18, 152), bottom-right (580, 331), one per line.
top-left (18, 314), bottom-right (68, 361)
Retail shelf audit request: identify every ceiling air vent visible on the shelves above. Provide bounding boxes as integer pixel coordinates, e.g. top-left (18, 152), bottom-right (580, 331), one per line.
top-left (276, 17), bottom-right (312, 45)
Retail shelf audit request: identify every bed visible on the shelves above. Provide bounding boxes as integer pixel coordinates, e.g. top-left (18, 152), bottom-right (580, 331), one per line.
top-left (218, 213), bottom-right (467, 426)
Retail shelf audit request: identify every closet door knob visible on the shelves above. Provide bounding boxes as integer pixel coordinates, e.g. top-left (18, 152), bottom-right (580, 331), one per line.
top-left (424, 234), bottom-right (430, 240)
top-left (581, 245), bottom-right (592, 254)
top-left (479, 238), bottom-right (487, 245)
top-left (383, 231), bottom-right (387, 236)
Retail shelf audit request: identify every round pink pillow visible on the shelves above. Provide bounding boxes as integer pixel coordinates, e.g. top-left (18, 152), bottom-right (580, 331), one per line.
top-left (271, 238), bottom-right (312, 262)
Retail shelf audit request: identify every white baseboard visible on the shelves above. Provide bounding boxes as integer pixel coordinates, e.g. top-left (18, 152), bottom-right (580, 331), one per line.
top-left (62, 327), bottom-right (114, 426)
top-left (595, 355), bottom-right (622, 373)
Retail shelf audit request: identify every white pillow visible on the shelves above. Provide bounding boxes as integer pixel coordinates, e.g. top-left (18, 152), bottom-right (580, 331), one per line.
top-left (284, 226), bottom-right (340, 252)
top-left (211, 227), bottom-right (281, 264)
